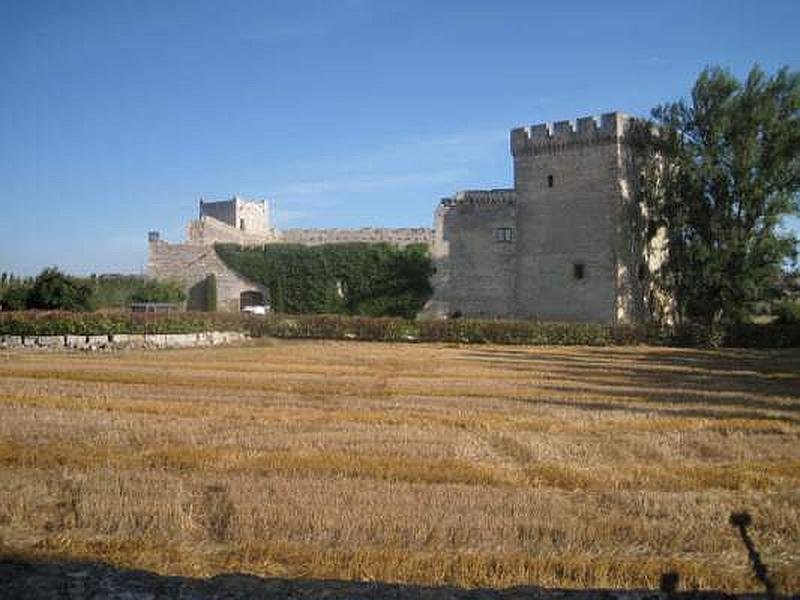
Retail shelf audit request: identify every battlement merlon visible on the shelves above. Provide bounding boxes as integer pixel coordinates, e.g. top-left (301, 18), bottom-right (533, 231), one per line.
top-left (442, 189), bottom-right (517, 204)
top-left (510, 112), bottom-right (631, 157)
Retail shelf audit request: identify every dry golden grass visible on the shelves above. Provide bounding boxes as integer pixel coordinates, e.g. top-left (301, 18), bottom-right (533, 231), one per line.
top-left (0, 341), bottom-right (798, 593)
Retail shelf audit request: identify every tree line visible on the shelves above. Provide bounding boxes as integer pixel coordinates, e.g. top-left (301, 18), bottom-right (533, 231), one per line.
top-left (0, 268), bottom-right (185, 311)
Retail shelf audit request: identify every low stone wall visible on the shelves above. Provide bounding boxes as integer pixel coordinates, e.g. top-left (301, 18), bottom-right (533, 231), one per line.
top-left (0, 331), bottom-right (247, 351)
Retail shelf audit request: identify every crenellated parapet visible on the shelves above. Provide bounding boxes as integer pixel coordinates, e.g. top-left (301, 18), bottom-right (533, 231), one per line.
top-left (439, 189), bottom-right (517, 211)
top-left (511, 112), bottom-right (630, 157)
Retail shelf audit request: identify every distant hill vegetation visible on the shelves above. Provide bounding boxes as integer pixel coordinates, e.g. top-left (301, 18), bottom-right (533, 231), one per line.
top-left (214, 242), bottom-right (433, 318)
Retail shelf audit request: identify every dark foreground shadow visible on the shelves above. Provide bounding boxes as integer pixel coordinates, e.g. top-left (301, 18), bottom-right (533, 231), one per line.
top-left (0, 556), bottom-right (789, 600)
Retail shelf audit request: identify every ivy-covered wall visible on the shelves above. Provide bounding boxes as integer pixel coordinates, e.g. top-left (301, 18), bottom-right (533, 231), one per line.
top-left (214, 243), bottom-right (433, 318)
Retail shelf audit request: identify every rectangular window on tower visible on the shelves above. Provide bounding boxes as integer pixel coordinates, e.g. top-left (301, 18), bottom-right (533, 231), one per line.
top-left (495, 227), bottom-right (514, 243)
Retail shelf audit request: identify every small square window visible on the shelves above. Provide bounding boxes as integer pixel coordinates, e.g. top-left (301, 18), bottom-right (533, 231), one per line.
top-left (573, 263), bottom-right (585, 280)
top-left (547, 174), bottom-right (554, 188)
top-left (495, 227), bottom-right (514, 243)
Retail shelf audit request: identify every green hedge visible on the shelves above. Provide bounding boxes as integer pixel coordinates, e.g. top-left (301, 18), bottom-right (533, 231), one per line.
top-left (255, 316), bottom-right (800, 347)
top-left (2, 311), bottom-right (798, 348)
top-left (214, 242), bottom-right (432, 318)
top-left (245, 315), bottom-right (673, 346)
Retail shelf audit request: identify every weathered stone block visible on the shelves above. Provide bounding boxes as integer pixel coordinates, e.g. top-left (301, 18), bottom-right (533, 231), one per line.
top-left (0, 336), bottom-right (23, 348)
top-left (109, 334), bottom-right (144, 347)
top-left (81, 335), bottom-right (111, 350)
top-left (65, 335), bottom-right (87, 349)
top-left (35, 336), bottom-right (64, 348)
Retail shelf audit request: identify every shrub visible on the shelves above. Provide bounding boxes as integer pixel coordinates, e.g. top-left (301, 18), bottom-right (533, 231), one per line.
top-left (27, 268), bottom-right (94, 312)
top-left (129, 279), bottom-right (186, 305)
top-left (724, 321), bottom-right (800, 348)
top-left (773, 300), bottom-right (800, 325)
top-left (1, 285), bottom-right (31, 311)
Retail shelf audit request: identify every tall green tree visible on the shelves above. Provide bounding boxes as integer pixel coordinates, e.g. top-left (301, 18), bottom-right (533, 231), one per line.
top-left (630, 65), bottom-right (800, 326)
top-left (27, 268), bottom-right (95, 311)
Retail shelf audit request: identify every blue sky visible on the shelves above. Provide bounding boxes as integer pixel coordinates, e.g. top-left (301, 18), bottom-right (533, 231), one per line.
top-left (1, 0), bottom-right (798, 275)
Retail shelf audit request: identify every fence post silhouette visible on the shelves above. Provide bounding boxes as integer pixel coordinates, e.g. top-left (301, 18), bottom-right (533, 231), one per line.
top-left (659, 571), bottom-right (679, 597)
top-left (730, 511), bottom-right (776, 599)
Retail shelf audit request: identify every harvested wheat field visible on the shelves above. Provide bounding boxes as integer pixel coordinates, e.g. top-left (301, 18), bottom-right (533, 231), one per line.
top-left (0, 340), bottom-right (798, 594)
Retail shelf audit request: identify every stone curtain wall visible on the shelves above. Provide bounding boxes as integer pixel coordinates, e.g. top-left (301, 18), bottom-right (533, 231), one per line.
top-left (186, 216), bottom-right (432, 249)
top-left (281, 228), bottom-right (433, 247)
top-left (187, 216), bottom-right (278, 246)
top-left (153, 214), bottom-right (431, 313)
top-left (148, 241), bottom-right (268, 311)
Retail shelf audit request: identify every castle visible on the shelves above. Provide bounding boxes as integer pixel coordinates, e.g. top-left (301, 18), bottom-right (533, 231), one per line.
top-left (149, 111), bottom-right (655, 323)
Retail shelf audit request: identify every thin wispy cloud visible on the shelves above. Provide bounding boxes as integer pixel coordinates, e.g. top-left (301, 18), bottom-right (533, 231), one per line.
top-left (284, 127), bottom-right (508, 184)
top-left (272, 208), bottom-right (312, 227)
top-left (635, 56), bottom-right (669, 66)
top-left (271, 169), bottom-right (468, 199)
top-left (267, 126), bottom-right (508, 218)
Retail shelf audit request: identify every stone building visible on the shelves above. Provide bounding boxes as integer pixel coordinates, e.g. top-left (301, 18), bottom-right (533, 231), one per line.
top-left (148, 112), bottom-right (654, 322)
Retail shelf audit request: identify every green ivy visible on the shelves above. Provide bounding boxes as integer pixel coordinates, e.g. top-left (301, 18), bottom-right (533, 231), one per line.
top-left (204, 274), bottom-right (218, 312)
top-left (214, 242), bottom-right (433, 318)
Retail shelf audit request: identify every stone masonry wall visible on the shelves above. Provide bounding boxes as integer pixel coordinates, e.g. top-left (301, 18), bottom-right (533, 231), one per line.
top-left (281, 227), bottom-right (433, 247)
top-left (237, 199), bottom-right (270, 234)
top-left (511, 113), bottom-right (627, 322)
top-left (187, 216), bottom-right (277, 246)
top-left (148, 241), bottom-right (268, 311)
top-left (198, 200), bottom-right (237, 227)
top-left (423, 190), bottom-right (517, 318)
top-left (198, 197), bottom-right (270, 236)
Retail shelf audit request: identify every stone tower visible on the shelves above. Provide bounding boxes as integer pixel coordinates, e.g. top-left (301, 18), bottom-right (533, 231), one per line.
top-left (426, 112), bottom-right (649, 324)
top-left (199, 196), bottom-right (270, 235)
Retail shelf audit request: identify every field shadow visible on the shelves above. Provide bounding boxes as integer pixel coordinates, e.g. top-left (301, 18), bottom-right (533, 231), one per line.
top-left (0, 555), bottom-right (784, 599)
top-left (506, 395), bottom-right (799, 425)
top-left (465, 348), bottom-right (800, 421)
